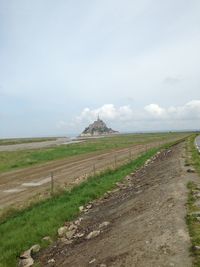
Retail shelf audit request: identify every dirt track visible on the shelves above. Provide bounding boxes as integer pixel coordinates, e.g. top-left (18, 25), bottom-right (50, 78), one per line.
top-left (38, 142), bottom-right (193, 267)
top-left (0, 142), bottom-right (157, 209)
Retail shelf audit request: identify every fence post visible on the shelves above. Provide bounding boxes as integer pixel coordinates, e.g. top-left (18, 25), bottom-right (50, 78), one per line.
top-left (51, 172), bottom-right (54, 196)
top-left (114, 154), bottom-right (117, 169)
top-left (93, 163), bottom-right (96, 176)
top-left (129, 149), bottom-right (132, 162)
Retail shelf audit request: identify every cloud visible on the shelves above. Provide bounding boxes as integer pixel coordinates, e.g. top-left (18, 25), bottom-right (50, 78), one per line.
top-left (74, 100), bottom-right (200, 125)
top-left (56, 100), bottom-right (200, 134)
top-left (76, 104), bottom-right (134, 123)
top-left (144, 100), bottom-right (200, 120)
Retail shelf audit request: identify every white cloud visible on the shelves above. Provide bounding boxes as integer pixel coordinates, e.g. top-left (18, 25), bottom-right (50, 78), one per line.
top-left (144, 104), bottom-right (166, 118)
top-left (56, 100), bottom-right (200, 134)
top-left (76, 104), bottom-right (134, 123)
top-left (75, 100), bottom-right (200, 125)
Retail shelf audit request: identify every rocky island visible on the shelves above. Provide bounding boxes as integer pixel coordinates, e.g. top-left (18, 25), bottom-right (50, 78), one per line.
top-left (80, 117), bottom-right (119, 137)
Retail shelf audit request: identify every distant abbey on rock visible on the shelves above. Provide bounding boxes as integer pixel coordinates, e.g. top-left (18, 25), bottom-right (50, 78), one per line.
top-left (80, 116), bottom-right (119, 137)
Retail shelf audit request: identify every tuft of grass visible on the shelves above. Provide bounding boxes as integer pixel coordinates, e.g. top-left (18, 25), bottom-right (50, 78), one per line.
top-left (0, 148), bottom-right (159, 267)
top-left (186, 134), bottom-right (200, 266)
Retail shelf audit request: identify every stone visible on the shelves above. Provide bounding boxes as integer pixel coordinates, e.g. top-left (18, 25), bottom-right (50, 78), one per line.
top-left (30, 244), bottom-right (40, 253)
top-left (99, 221), bottom-right (110, 229)
top-left (74, 232), bottom-right (85, 238)
top-left (48, 258), bottom-right (55, 264)
top-left (20, 249), bottom-right (31, 259)
top-left (86, 230), bottom-right (100, 240)
top-left (60, 238), bottom-right (73, 244)
top-left (68, 223), bottom-right (77, 231)
top-left (79, 206), bottom-right (84, 212)
top-left (19, 258), bottom-right (34, 267)
top-left (65, 229), bottom-right (76, 240)
top-left (100, 264), bottom-right (107, 267)
top-left (89, 258), bottom-right (96, 264)
top-left (74, 217), bottom-right (83, 225)
top-left (86, 204), bottom-right (92, 209)
top-left (58, 226), bottom-right (68, 237)
top-left (194, 245), bottom-right (200, 250)
top-left (42, 236), bottom-right (52, 243)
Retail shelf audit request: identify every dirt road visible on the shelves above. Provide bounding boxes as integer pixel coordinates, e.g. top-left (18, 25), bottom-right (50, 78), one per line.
top-left (0, 143), bottom-right (156, 209)
top-left (38, 142), bottom-right (193, 267)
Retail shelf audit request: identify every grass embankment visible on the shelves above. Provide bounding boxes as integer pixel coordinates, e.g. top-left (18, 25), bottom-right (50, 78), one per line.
top-left (0, 147), bottom-right (160, 267)
top-left (0, 132), bottom-right (187, 173)
top-left (186, 134), bottom-right (200, 266)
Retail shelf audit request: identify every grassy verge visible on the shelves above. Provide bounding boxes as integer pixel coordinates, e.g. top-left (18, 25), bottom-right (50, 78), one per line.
top-left (0, 132), bottom-right (188, 173)
top-left (186, 134), bottom-right (200, 266)
top-left (0, 147), bottom-right (160, 267)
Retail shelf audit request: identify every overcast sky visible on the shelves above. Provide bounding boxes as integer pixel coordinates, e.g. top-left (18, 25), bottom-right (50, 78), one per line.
top-left (0, 0), bottom-right (200, 138)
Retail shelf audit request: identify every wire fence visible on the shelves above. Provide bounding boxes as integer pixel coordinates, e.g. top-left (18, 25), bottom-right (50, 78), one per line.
top-left (46, 138), bottom-right (183, 196)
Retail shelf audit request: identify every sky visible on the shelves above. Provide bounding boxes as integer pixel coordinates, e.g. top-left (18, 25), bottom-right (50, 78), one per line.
top-left (0, 0), bottom-right (200, 138)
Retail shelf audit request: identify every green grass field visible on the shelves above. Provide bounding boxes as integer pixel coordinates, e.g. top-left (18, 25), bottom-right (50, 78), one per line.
top-left (0, 147), bottom-right (159, 267)
top-left (0, 132), bottom-right (187, 173)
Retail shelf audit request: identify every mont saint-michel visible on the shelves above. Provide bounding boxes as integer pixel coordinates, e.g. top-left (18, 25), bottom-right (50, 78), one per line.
top-left (80, 117), bottom-right (119, 137)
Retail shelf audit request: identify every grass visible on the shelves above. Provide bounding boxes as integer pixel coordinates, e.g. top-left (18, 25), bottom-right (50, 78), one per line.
top-left (0, 137), bottom-right (57, 146)
top-left (186, 134), bottom-right (200, 266)
top-left (0, 132), bottom-right (188, 173)
top-left (0, 147), bottom-right (161, 267)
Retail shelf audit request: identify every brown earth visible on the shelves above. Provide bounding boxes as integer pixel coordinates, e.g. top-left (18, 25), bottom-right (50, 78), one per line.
top-left (0, 141), bottom-right (165, 209)
top-left (37, 142), bottom-right (194, 267)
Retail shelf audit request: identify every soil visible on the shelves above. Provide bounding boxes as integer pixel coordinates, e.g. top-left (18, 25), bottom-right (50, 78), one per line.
top-left (0, 141), bottom-right (164, 209)
top-left (37, 142), bottom-right (195, 267)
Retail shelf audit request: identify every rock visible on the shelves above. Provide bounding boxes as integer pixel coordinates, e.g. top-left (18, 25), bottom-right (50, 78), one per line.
top-left (80, 117), bottom-right (118, 137)
top-left (60, 238), bottom-right (73, 244)
top-left (65, 229), bottom-right (76, 240)
top-left (58, 226), bottom-right (68, 237)
top-left (100, 264), bottom-right (107, 267)
top-left (194, 245), bottom-right (200, 250)
top-left (20, 249), bottom-right (31, 259)
top-left (74, 217), bottom-right (83, 225)
top-left (48, 258), bottom-right (55, 264)
top-left (30, 244), bottom-right (40, 253)
top-left (68, 223), bottom-right (78, 231)
top-left (74, 232), bottom-right (85, 238)
top-left (19, 258), bottom-right (34, 267)
top-left (86, 230), bottom-right (100, 240)
top-left (86, 204), bottom-right (92, 209)
top-left (42, 236), bottom-right (52, 243)
top-left (187, 168), bottom-right (195, 173)
top-left (79, 206), bottom-right (84, 212)
top-left (99, 221), bottom-right (110, 229)
top-left (89, 258), bottom-right (96, 264)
